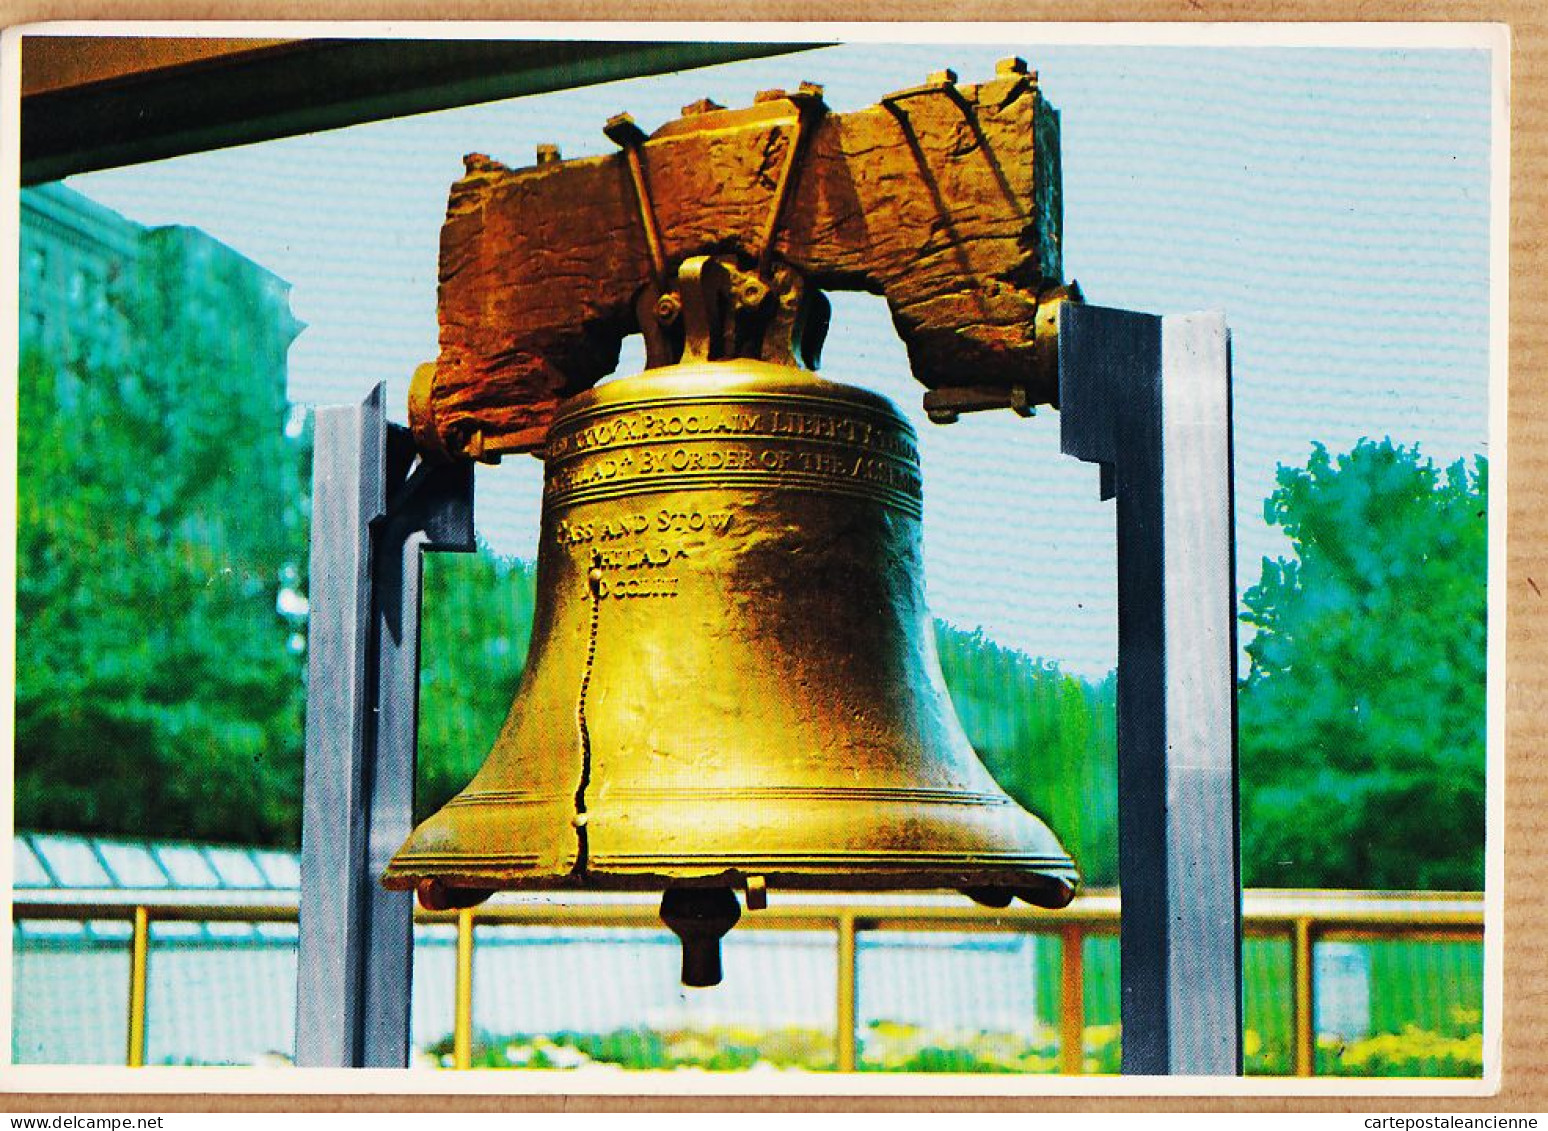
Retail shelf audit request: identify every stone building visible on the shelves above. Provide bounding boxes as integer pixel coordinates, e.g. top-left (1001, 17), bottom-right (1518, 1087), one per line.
top-left (19, 182), bottom-right (302, 387)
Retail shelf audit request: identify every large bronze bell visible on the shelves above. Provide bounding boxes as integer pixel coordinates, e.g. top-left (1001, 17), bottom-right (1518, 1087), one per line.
top-left (384, 257), bottom-right (1078, 984)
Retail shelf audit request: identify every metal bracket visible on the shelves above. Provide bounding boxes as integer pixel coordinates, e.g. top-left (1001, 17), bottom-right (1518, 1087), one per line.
top-left (295, 384), bottom-right (475, 1068)
top-left (606, 112), bottom-right (668, 288)
top-left (922, 383), bottom-right (1036, 424)
top-left (1058, 303), bottom-right (1242, 1075)
top-left (751, 85), bottom-right (825, 280)
top-left (610, 85), bottom-right (827, 299)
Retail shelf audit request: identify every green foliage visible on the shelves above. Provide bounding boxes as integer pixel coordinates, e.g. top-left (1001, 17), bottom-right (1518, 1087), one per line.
top-left (427, 1014), bottom-right (1481, 1076)
top-left (1366, 940), bottom-right (1484, 1038)
top-left (428, 1025), bottom-right (837, 1072)
top-left (861, 1021), bottom-right (1062, 1073)
top-left (935, 625), bottom-right (1118, 885)
top-left (1317, 1023), bottom-right (1483, 1078)
top-left (14, 232), bottom-right (309, 846)
top-left (1239, 439), bottom-right (1487, 890)
top-left (415, 550), bottom-right (536, 822)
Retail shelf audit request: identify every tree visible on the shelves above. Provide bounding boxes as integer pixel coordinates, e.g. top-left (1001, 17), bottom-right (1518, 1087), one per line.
top-left (936, 625), bottom-right (1118, 886)
top-left (1238, 439), bottom-right (1487, 890)
top-left (416, 550), bottom-right (536, 823)
top-left (14, 227), bottom-right (310, 846)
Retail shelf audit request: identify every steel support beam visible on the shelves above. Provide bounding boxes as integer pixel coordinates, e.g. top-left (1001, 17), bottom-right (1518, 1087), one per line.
top-left (295, 387), bottom-right (383, 1068)
top-left (296, 384), bottom-right (474, 1068)
top-left (20, 38), bottom-right (822, 184)
top-left (1059, 303), bottom-right (1242, 1075)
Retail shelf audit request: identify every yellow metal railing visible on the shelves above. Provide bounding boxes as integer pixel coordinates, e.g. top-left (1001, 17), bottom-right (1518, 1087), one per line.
top-left (12, 890), bottom-right (1483, 1074)
top-left (454, 906), bottom-right (476, 1071)
top-left (125, 904), bottom-right (149, 1068)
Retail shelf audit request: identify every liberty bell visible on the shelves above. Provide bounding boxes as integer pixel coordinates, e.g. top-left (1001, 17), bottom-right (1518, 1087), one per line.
top-left (384, 250), bottom-right (1078, 985)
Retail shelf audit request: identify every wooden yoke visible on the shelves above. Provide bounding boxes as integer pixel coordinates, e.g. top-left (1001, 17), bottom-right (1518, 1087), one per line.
top-left (413, 58), bottom-right (1074, 462)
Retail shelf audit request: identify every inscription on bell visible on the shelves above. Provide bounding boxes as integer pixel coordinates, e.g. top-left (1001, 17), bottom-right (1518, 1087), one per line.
top-left (544, 397), bottom-right (925, 505)
top-left (555, 509), bottom-right (735, 546)
top-left (590, 545), bottom-right (689, 570)
top-left (545, 409), bottom-right (770, 457)
top-left (546, 403), bottom-right (918, 463)
top-left (544, 438), bottom-right (924, 505)
top-left (594, 575), bottom-right (681, 599)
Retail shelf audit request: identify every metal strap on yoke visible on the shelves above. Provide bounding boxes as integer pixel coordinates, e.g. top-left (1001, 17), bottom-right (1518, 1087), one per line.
top-left (607, 92), bottom-right (828, 292)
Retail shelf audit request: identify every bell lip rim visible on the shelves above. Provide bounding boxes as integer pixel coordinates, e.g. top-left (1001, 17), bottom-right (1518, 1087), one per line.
top-left (555, 359), bottom-right (912, 428)
top-left (380, 865), bottom-right (1080, 897)
top-left (380, 874), bottom-right (1080, 914)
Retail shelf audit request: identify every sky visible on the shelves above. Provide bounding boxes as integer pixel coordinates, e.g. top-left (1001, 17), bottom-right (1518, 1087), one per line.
top-left (67, 37), bottom-right (1498, 678)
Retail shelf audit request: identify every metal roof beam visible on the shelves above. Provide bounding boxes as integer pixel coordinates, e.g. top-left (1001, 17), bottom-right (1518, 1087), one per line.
top-left (21, 37), bottom-right (824, 184)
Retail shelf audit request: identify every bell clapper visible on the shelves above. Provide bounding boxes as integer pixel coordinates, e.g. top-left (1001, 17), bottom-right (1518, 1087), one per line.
top-left (659, 887), bottom-right (742, 987)
top-left (960, 886), bottom-right (1015, 910)
top-left (416, 878), bottom-right (495, 913)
